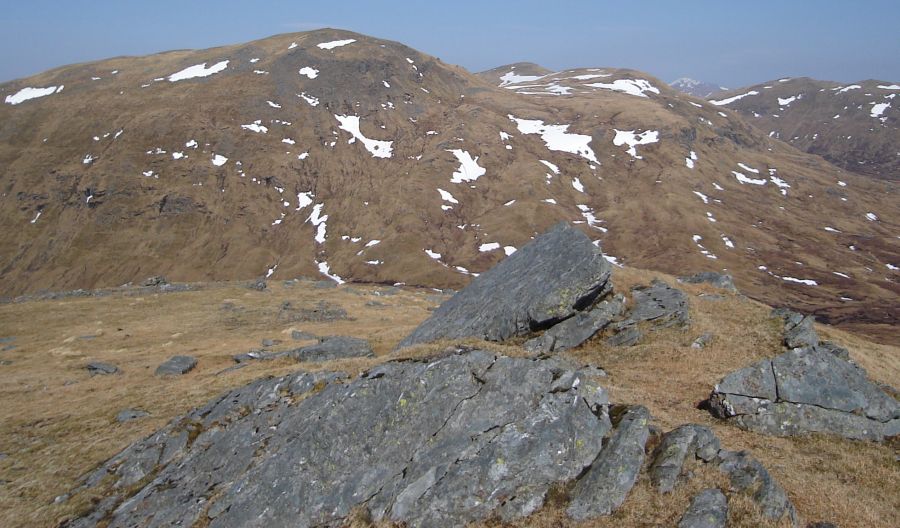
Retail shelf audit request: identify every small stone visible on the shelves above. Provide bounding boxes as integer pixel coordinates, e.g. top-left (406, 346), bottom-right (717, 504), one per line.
top-left (155, 356), bottom-right (198, 376)
top-left (86, 362), bottom-right (119, 376)
top-left (141, 276), bottom-right (168, 287)
top-left (249, 278), bottom-right (267, 291)
top-left (313, 280), bottom-right (337, 289)
top-left (691, 333), bottom-right (714, 349)
top-left (117, 409), bottom-right (150, 422)
top-left (261, 339), bottom-right (280, 347)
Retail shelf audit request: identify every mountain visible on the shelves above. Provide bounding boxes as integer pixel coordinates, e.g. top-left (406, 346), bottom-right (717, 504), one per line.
top-left (708, 77), bottom-right (899, 180)
top-left (1, 29), bottom-right (898, 340)
top-left (670, 77), bottom-right (727, 98)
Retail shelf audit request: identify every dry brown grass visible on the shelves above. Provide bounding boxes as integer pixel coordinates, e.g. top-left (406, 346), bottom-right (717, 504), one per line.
top-left (0, 268), bottom-right (897, 527)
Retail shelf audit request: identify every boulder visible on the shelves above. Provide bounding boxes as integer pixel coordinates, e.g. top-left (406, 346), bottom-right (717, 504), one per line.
top-left (567, 406), bottom-right (650, 520)
top-left (678, 271), bottom-right (737, 292)
top-left (155, 355), bottom-right (198, 376)
top-left (709, 347), bottom-right (899, 441)
top-left (85, 362), bottom-right (119, 376)
top-left (289, 336), bottom-right (374, 362)
top-left (678, 488), bottom-right (728, 528)
top-left (398, 223), bottom-right (612, 348)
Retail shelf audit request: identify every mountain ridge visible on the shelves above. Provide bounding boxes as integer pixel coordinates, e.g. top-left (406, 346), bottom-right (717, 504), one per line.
top-left (1, 29), bottom-right (897, 341)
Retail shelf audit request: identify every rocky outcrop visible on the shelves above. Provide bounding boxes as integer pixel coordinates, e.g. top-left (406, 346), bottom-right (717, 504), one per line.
top-left (708, 310), bottom-right (899, 441)
top-left (65, 351), bottom-right (613, 527)
top-left (67, 347), bottom-right (796, 527)
top-left (398, 223), bottom-right (612, 348)
top-left (646, 425), bottom-right (796, 526)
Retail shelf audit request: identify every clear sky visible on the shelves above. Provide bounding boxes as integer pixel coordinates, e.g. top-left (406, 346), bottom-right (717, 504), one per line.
top-left (2, 0), bottom-right (898, 87)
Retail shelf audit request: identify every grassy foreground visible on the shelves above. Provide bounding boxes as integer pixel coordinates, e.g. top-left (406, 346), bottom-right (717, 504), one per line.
top-left (0, 267), bottom-right (896, 527)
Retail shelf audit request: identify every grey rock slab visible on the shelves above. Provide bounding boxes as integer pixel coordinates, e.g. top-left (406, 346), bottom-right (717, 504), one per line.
top-left (289, 335), bottom-right (374, 362)
top-left (116, 409), bottom-right (150, 423)
top-left (716, 450), bottom-right (797, 526)
top-left (679, 271), bottom-right (738, 292)
top-left (605, 325), bottom-right (643, 347)
top-left (678, 488), bottom-right (728, 528)
top-left (649, 425), bottom-right (720, 493)
top-left (772, 347), bottom-right (898, 421)
top-left (85, 362), bottom-right (119, 376)
top-left (524, 294), bottom-right (624, 355)
top-left (291, 329), bottom-right (318, 340)
top-left (567, 405), bottom-right (651, 520)
top-left (154, 355), bottom-right (197, 376)
top-left (67, 352), bottom-right (611, 528)
top-left (714, 358), bottom-right (777, 402)
top-left (398, 222), bottom-right (612, 348)
top-left (734, 402), bottom-right (899, 442)
top-left (815, 341), bottom-right (849, 361)
top-left (625, 280), bottom-right (690, 328)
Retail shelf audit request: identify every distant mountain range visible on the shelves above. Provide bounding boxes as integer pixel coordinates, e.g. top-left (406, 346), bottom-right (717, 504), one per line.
top-left (707, 78), bottom-right (899, 180)
top-left (670, 77), bottom-right (727, 98)
top-left (1, 30), bottom-right (897, 338)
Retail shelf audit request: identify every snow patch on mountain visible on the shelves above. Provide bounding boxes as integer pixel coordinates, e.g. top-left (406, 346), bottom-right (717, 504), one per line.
top-left (447, 149), bottom-right (486, 183)
top-left (5, 85), bottom-right (64, 105)
top-left (168, 60), bottom-right (229, 82)
top-left (509, 115), bottom-right (598, 162)
top-left (335, 115), bottom-right (393, 158)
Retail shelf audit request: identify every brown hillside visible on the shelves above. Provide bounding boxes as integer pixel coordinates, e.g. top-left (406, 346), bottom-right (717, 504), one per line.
top-left (0, 29), bottom-right (897, 341)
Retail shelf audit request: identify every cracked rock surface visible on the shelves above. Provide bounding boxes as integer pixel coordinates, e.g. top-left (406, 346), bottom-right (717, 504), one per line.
top-left (398, 222), bottom-right (612, 348)
top-left (708, 310), bottom-right (899, 441)
top-left (65, 350), bottom-right (614, 527)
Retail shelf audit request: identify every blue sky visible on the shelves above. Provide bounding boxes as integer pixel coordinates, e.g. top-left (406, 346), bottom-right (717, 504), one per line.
top-left (2, 1), bottom-right (898, 86)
